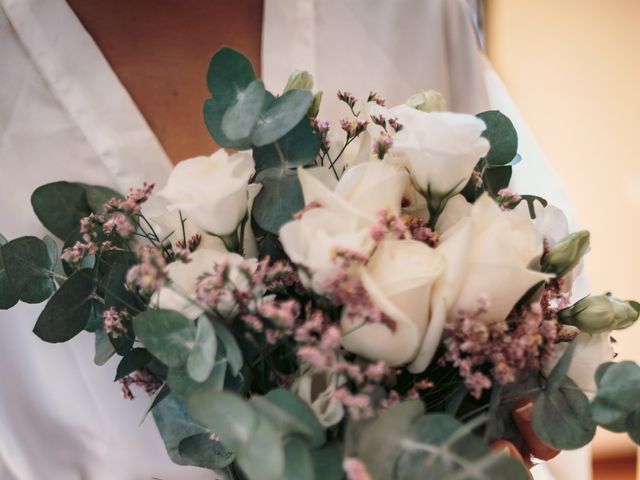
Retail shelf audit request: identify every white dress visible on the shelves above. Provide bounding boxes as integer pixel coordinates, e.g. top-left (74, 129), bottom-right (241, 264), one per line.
top-left (0, 0), bottom-right (589, 477)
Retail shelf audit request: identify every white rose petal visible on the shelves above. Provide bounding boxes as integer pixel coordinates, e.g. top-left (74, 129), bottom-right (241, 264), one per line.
top-left (389, 105), bottom-right (490, 200)
top-left (340, 239), bottom-right (444, 366)
top-left (158, 150), bottom-right (254, 236)
top-left (409, 195), bottom-right (552, 372)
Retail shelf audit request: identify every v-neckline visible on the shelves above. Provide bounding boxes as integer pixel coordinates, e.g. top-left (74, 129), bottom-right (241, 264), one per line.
top-left (0, 0), bottom-right (172, 190)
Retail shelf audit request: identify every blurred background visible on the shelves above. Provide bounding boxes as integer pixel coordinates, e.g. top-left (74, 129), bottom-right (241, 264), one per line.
top-left (485, 1), bottom-right (640, 478)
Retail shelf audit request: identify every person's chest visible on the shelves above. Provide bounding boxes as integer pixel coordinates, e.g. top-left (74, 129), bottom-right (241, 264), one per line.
top-left (66, 0), bottom-right (264, 164)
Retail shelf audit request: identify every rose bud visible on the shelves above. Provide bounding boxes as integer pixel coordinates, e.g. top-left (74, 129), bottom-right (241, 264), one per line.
top-left (558, 294), bottom-right (640, 334)
top-left (543, 230), bottom-right (590, 277)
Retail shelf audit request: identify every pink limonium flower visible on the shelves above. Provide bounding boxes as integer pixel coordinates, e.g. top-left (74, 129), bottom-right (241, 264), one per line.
top-left (126, 245), bottom-right (168, 295)
top-left (105, 182), bottom-right (155, 215)
top-left (496, 188), bottom-right (522, 210)
top-left (343, 457), bottom-right (372, 480)
top-left (372, 133), bottom-right (393, 160)
top-left (103, 212), bottom-right (135, 238)
top-left (103, 307), bottom-right (127, 337)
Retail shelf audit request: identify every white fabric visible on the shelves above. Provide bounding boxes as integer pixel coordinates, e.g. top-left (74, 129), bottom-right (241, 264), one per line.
top-left (0, 0), bottom-right (211, 478)
top-left (263, 1), bottom-right (592, 479)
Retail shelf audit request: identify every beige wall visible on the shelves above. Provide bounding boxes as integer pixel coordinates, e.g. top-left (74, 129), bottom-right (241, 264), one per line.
top-left (485, 0), bottom-right (640, 458)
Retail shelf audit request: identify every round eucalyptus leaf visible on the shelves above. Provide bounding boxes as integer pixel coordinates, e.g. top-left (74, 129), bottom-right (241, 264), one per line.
top-left (235, 417), bottom-right (285, 480)
top-left (33, 269), bottom-right (97, 343)
top-left (312, 442), bottom-right (343, 480)
top-left (42, 235), bottom-right (58, 268)
top-left (115, 348), bottom-right (153, 380)
top-left (0, 233), bottom-right (7, 245)
top-left (204, 98), bottom-right (254, 150)
top-left (476, 110), bottom-right (518, 166)
top-left (222, 80), bottom-right (267, 141)
top-left (483, 166), bottom-right (512, 196)
top-left (3, 236), bottom-right (56, 304)
top-left (532, 376), bottom-right (596, 449)
top-left (590, 361), bottom-right (640, 431)
top-left (31, 181), bottom-right (91, 239)
top-left (251, 395), bottom-right (314, 442)
top-left (0, 246), bottom-right (18, 309)
top-left (354, 400), bottom-right (424, 480)
top-left (178, 432), bottom-right (235, 469)
top-left (252, 118), bottom-right (321, 173)
top-left (187, 390), bottom-right (258, 453)
top-left (187, 317), bottom-right (217, 382)
top-left (252, 168), bottom-right (304, 234)
top-left (94, 325), bottom-right (116, 366)
top-left (265, 388), bottom-right (325, 448)
top-left (133, 309), bottom-right (196, 367)
top-left (626, 409), bottom-right (640, 445)
top-left (207, 47), bottom-right (256, 101)
top-left (282, 436), bottom-right (314, 480)
top-left (169, 360), bottom-right (227, 397)
top-left (77, 183), bottom-right (123, 213)
top-left (215, 321), bottom-right (243, 376)
top-left (153, 392), bottom-right (209, 465)
top-left (251, 89), bottom-right (313, 147)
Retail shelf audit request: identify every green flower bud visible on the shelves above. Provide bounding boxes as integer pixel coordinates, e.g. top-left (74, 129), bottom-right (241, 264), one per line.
top-left (543, 230), bottom-right (590, 278)
top-left (283, 70), bottom-right (314, 92)
top-left (558, 294), bottom-right (640, 334)
top-left (405, 90), bottom-right (446, 112)
top-left (308, 91), bottom-right (323, 118)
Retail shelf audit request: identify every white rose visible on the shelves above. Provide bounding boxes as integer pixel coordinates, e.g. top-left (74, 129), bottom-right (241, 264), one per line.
top-left (409, 195), bottom-right (552, 372)
top-left (158, 149), bottom-right (254, 236)
top-left (279, 207), bottom-right (372, 289)
top-left (151, 247), bottom-right (246, 319)
top-left (389, 104), bottom-right (490, 202)
top-left (543, 333), bottom-right (614, 398)
top-left (142, 193), bottom-right (227, 251)
top-left (435, 194), bottom-right (472, 233)
top-left (291, 365), bottom-right (346, 427)
top-left (298, 161), bottom-right (409, 224)
top-left (340, 239), bottom-right (444, 366)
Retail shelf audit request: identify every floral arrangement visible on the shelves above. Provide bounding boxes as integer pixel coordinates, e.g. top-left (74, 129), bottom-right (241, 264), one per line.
top-left (2, 47), bottom-right (640, 480)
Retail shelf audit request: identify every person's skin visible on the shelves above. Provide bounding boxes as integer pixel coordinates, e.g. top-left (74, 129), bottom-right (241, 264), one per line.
top-left (65, 0), bottom-right (559, 470)
top-left (66, 0), bottom-right (263, 165)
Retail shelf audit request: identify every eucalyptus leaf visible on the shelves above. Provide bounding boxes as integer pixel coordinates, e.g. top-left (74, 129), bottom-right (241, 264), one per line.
top-left (207, 47), bottom-right (256, 102)
top-left (31, 181), bottom-right (91, 239)
top-left (251, 89), bottom-right (313, 146)
top-left (351, 400), bottom-right (424, 480)
top-left (115, 348), bottom-right (153, 380)
top-left (42, 235), bottom-right (58, 268)
top-left (264, 388), bottom-right (325, 448)
top-left (33, 268), bottom-right (97, 343)
top-left (3, 236), bottom-right (56, 304)
top-left (532, 376), bottom-right (596, 449)
top-left (251, 395), bottom-right (314, 442)
top-left (394, 414), bottom-right (528, 480)
top-left (187, 390), bottom-right (258, 453)
top-left (153, 392), bottom-right (210, 465)
top-left (0, 233), bottom-right (7, 245)
top-left (103, 254), bottom-right (140, 354)
top-left (483, 166), bottom-right (512, 196)
top-left (168, 360), bottom-right (227, 396)
top-left (235, 416), bottom-right (285, 480)
top-left (133, 309), bottom-right (196, 368)
top-left (187, 317), bottom-right (217, 382)
top-left (252, 168), bottom-right (304, 234)
top-left (84, 301), bottom-right (104, 332)
top-left (625, 409), bottom-right (640, 445)
top-left (252, 118), bottom-right (321, 173)
top-left (282, 436), bottom-right (314, 480)
top-left (222, 80), bottom-right (267, 141)
top-left (0, 246), bottom-right (18, 309)
top-left (312, 442), bottom-right (343, 480)
top-left (546, 339), bottom-right (577, 393)
top-left (215, 321), bottom-right (243, 375)
top-left (94, 325), bottom-right (116, 365)
top-left (178, 432), bottom-right (235, 469)
top-left (204, 98), bottom-right (254, 150)
top-left (77, 184), bottom-right (123, 214)
top-left (590, 361), bottom-right (640, 431)
top-left (476, 111), bottom-right (518, 166)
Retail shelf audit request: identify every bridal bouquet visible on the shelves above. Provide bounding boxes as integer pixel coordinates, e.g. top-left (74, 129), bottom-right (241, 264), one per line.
top-left (3, 47), bottom-right (640, 479)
